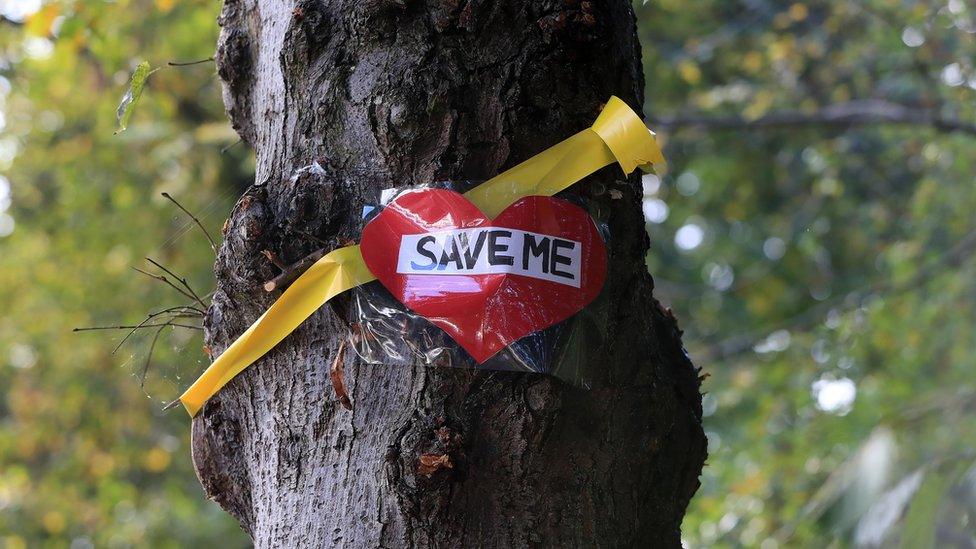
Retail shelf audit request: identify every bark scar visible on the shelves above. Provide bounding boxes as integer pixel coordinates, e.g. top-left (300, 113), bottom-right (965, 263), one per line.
top-left (330, 337), bottom-right (353, 410)
top-left (417, 453), bottom-right (453, 478)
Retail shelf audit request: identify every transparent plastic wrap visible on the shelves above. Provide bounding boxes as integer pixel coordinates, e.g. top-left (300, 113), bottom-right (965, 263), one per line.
top-left (350, 181), bottom-right (611, 388)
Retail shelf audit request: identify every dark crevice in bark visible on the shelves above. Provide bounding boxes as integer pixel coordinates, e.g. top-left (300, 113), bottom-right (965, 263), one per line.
top-left (194, 0), bottom-right (706, 546)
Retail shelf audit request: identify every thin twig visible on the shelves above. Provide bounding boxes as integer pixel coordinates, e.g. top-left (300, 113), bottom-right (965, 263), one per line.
top-left (201, 289), bottom-right (217, 301)
top-left (144, 257), bottom-right (207, 309)
top-left (167, 57), bottom-right (215, 67)
top-left (221, 139), bottom-right (243, 155)
top-left (147, 305), bottom-right (205, 317)
top-left (162, 399), bottom-right (182, 411)
top-left (161, 192), bottom-right (218, 253)
top-left (111, 306), bottom-right (203, 354)
top-left (261, 249), bottom-right (289, 270)
top-left (110, 314), bottom-right (168, 354)
top-left (132, 266), bottom-right (202, 306)
top-left (263, 247), bottom-right (328, 292)
top-left (140, 324), bottom-right (167, 387)
top-left (110, 317), bottom-right (156, 354)
top-left (73, 322), bottom-right (202, 332)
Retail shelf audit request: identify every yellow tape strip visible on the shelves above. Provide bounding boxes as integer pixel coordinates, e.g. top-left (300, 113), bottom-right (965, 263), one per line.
top-left (178, 96), bottom-right (662, 417)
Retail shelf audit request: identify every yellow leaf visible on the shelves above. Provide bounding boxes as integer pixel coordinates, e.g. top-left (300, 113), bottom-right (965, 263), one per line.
top-left (143, 447), bottom-right (172, 472)
top-left (42, 511), bottom-right (66, 534)
top-left (89, 452), bottom-right (116, 477)
top-left (25, 4), bottom-right (60, 36)
top-left (3, 537), bottom-right (27, 549)
top-left (742, 51), bottom-right (764, 74)
top-left (744, 90), bottom-right (774, 120)
top-left (789, 3), bottom-right (809, 22)
top-left (678, 60), bottom-right (702, 85)
top-left (769, 38), bottom-right (795, 63)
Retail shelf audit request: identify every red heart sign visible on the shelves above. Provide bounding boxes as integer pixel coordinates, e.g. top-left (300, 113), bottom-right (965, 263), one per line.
top-left (360, 189), bottom-right (607, 363)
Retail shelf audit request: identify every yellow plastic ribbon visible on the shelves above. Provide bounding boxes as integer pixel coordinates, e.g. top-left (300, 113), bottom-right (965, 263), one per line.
top-left (179, 96), bottom-right (663, 417)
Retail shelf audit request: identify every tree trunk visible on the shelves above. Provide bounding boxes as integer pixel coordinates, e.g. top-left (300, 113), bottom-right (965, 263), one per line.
top-left (192, 0), bottom-right (706, 546)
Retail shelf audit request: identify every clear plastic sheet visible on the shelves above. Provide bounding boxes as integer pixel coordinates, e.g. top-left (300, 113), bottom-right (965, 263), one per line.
top-left (349, 181), bottom-right (611, 388)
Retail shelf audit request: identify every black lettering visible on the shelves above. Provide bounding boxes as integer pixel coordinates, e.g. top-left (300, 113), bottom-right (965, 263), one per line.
top-left (461, 231), bottom-right (488, 269)
top-left (521, 234), bottom-right (550, 273)
top-left (437, 237), bottom-right (464, 270)
top-left (410, 236), bottom-right (438, 271)
top-left (487, 230), bottom-right (515, 266)
top-left (550, 238), bottom-right (575, 279)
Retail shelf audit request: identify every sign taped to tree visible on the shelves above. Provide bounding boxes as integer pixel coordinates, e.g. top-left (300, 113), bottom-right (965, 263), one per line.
top-left (360, 189), bottom-right (607, 363)
top-left (177, 96), bottom-right (665, 417)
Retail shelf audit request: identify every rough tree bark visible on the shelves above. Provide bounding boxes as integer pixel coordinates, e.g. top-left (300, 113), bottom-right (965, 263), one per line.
top-left (192, 0), bottom-right (706, 546)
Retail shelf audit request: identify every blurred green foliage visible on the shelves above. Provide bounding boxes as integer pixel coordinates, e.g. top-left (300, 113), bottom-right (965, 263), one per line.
top-left (637, 0), bottom-right (976, 546)
top-left (0, 0), bottom-right (249, 545)
top-left (0, 0), bottom-right (974, 547)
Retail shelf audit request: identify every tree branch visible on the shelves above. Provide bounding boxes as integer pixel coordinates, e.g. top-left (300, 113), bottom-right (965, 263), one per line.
top-left (653, 100), bottom-right (976, 136)
top-left (73, 322), bottom-right (202, 332)
top-left (262, 248), bottom-right (327, 292)
top-left (161, 192), bottom-right (219, 254)
top-left (109, 306), bottom-right (204, 354)
top-left (143, 257), bottom-right (208, 309)
top-left (140, 324), bottom-right (167, 387)
top-left (167, 57), bottom-right (215, 67)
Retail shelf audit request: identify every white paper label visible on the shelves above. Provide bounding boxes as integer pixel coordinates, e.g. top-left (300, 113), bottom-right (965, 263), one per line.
top-left (396, 228), bottom-right (582, 287)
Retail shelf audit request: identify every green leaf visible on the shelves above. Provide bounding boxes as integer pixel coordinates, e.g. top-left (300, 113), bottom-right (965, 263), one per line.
top-left (115, 61), bottom-right (154, 134)
top-left (898, 463), bottom-right (966, 549)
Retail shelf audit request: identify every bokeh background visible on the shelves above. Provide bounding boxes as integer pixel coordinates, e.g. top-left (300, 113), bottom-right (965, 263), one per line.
top-left (1, 0), bottom-right (974, 546)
